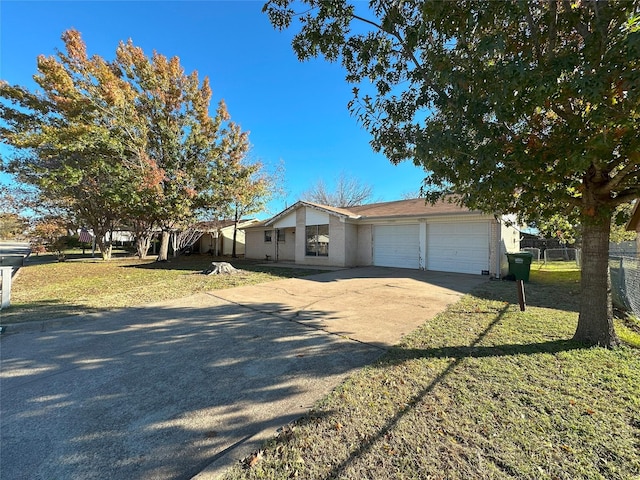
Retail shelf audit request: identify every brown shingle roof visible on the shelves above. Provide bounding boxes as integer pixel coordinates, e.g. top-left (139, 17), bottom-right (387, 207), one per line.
top-left (249, 197), bottom-right (480, 229)
top-left (345, 197), bottom-right (474, 219)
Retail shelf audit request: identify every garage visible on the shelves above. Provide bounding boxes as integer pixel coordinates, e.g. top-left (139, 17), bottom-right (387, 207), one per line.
top-left (427, 222), bottom-right (490, 275)
top-left (373, 224), bottom-right (420, 269)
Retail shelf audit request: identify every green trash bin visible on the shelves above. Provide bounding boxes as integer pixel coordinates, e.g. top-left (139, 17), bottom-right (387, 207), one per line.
top-left (506, 252), bottom-right (533, 282)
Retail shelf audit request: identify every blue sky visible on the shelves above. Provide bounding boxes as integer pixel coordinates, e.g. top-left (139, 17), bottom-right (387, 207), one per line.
top-left (0, 0), bottom-right (426, 216)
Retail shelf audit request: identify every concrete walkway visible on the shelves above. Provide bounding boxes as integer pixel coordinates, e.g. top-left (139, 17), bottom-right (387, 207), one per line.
top-left (0, 267), bottom-right (485, 480)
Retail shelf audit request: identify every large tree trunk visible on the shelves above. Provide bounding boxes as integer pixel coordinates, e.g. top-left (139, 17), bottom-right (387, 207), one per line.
top-left (135, 234), bottom-right (152, 258)
top-left (94, 230), bottom-right (112, 260)
top-left (573, 217), bottom-right (619, 348)
top-left (131, 219), bottom-right (156, 258)
top-left (157, 230), bottom-right (170, 262)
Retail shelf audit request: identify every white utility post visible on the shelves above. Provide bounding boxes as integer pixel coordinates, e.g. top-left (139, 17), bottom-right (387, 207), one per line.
top-left (0, 267), bottom-right (13, 310)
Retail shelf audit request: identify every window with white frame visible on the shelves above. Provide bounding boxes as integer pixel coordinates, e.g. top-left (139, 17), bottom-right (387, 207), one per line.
top-left (264, 230), bottom-right (272, 242)
top-left (305, 224), bottom-right (329, 256)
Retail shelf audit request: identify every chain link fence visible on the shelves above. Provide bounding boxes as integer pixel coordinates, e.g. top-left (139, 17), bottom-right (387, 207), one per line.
top-left (610, 255), bottom-right (640, 318)
top-left (522, 247), bottom-right (541, 261)
top-left (544, 247), bottom-right (581, 266)
top-left (531, 246), bottom-right (638, 318)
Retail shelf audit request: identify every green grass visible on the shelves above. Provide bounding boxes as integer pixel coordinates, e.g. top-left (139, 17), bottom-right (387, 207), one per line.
top-left (0, 255), bottom-right (326, 324)
top-left (4, 258), bottom-right (638, 478)
top-left (223, 266), bottom-right (640, 480)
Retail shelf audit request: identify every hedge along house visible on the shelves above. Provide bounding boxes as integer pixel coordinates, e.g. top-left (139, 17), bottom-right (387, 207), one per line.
top-left (243, 198), bottom-right (521, 276)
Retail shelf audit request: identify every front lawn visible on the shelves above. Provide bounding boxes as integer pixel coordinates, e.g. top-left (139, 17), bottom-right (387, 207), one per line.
top-left (0, 255), bottom-right (325, 324)
top-left (223, 266), bottom-right (640, 480)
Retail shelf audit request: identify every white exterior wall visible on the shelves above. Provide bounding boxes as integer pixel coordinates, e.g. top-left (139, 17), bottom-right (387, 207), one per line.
top-left (270, 212), bottom-right (297, 261)
top-left (244, 228), bottom-right (277, 260)
top-left (294, 207), bottom-right (348, 266)
top-left (275, 227), bottom-right (295, 261)
top-left (249, 205), bottom-right (508, 275)
top-left (305, 208), bottom-right (330, 225)
top-left (356, 224), bottom-right (373, 266)
top-left (199, 233), bottom-right (217, 255)
top-left (273, 212), bottom-right (296, 229)
top-left (344, 222), bottom-right (359, 266)
top-left (498, 217), bottom-right (522, 277)
top-left (419, 220), bottom-right (427, 270)
top-left (490, 220), bottom-right (500, 277)
top-left (221, 227), bottom-right (245, 256)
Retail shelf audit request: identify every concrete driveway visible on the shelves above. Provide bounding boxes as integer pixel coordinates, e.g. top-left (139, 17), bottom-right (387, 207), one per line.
top-left (0, 267), bottom-right (485, 479)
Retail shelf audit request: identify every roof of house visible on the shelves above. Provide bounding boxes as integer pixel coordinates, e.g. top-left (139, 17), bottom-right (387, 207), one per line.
top-left (302, 201), bottom-right (363, 218)
top-left (346, 197), bottom-right (473, 219)
top-left (262, 200), bottom-right (360, 227)
top-left (626, 200), bottom-right (640, 231)
top-left (196, 219), bottom-right (258, 232)
top-left (244, 197), bottom-right (481, 230)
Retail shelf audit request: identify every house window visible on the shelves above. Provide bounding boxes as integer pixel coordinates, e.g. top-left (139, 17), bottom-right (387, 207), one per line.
top-left (277, 229), bottom-right (285, 242)
top-left (264, 230), bottom-right (272, 243)
top-left (306, 224), bottom-right (329, 256)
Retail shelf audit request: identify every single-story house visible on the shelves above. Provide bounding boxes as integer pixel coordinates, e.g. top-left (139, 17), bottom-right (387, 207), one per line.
top-left (626, 200), bottom-right (640, 251)
top-left (196, 219), bottom-right (259, 256)
top-left (243, 198), bottom-right (521, 277)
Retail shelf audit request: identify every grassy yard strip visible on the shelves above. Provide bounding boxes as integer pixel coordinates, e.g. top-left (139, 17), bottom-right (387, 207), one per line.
top-left (1, 256), bottom-right (324, 324)
top-left (224, 267), bottom-right (640, 480)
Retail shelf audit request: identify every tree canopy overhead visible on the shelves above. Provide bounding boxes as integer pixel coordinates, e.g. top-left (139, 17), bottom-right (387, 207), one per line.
top-left (265, 0), bottom-right (640, 347)
top-left (0, 29), bottom-right (268, 261)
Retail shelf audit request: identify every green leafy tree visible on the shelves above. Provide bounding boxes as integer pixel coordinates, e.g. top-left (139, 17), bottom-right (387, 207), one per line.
top-left (265, 0), bottom-right (640, 347)
top-left (0, 213), bottom-right (28, 240)
top-left (0, 30), bottom-right (147, 259)
top-left (211, 122), bottom-right (283, 257)
top-left (32, 217), bottom-right (69, 261)
top-left (114, 40), bottom-right (231, 261)
top-left (0, 187), bottom-right (30, 239)
top-left (1, 30), bottom-right (235, 262)
top-left (532, 214), bottom-right (579, 246)
top-left (611, 201), bottom-right (638, 243)
top-left (532, 202), bottom-right (638, 245)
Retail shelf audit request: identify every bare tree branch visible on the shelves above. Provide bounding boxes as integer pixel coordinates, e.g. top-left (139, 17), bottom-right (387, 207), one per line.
top-left (301, 172), bottom-right (375, 207)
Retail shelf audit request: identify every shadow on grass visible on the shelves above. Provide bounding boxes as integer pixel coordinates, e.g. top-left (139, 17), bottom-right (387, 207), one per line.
top-left (386, 338), bottom-right (584, 363)
top-left (122, 254), bottom-right (222, 271)
top-left (125, 255), bottom-right (329, 279)
top-left (318, 304), bottom-right (587, 480)
top-left (473, 274), bottom-right (581, 313)
top-left (0, 300), bottom-right (99, 324)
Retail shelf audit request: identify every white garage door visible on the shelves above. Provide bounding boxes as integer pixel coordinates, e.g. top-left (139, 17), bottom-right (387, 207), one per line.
top-left (427, 222), bottom-right (490, 275)
top-left (373, 225), bottom-right (420, 269)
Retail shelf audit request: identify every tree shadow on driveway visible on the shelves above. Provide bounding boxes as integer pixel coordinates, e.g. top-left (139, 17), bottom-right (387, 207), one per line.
top-left (0, 298), bottom-right (382, 480)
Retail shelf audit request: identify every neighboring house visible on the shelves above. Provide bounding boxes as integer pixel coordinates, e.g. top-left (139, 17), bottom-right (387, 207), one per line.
top-left (243, 198), bottom-right (521, 277)
top-left (196, 219), bottom-right (259, 256)
top-left (626, 201), bottom-right (640, 252)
